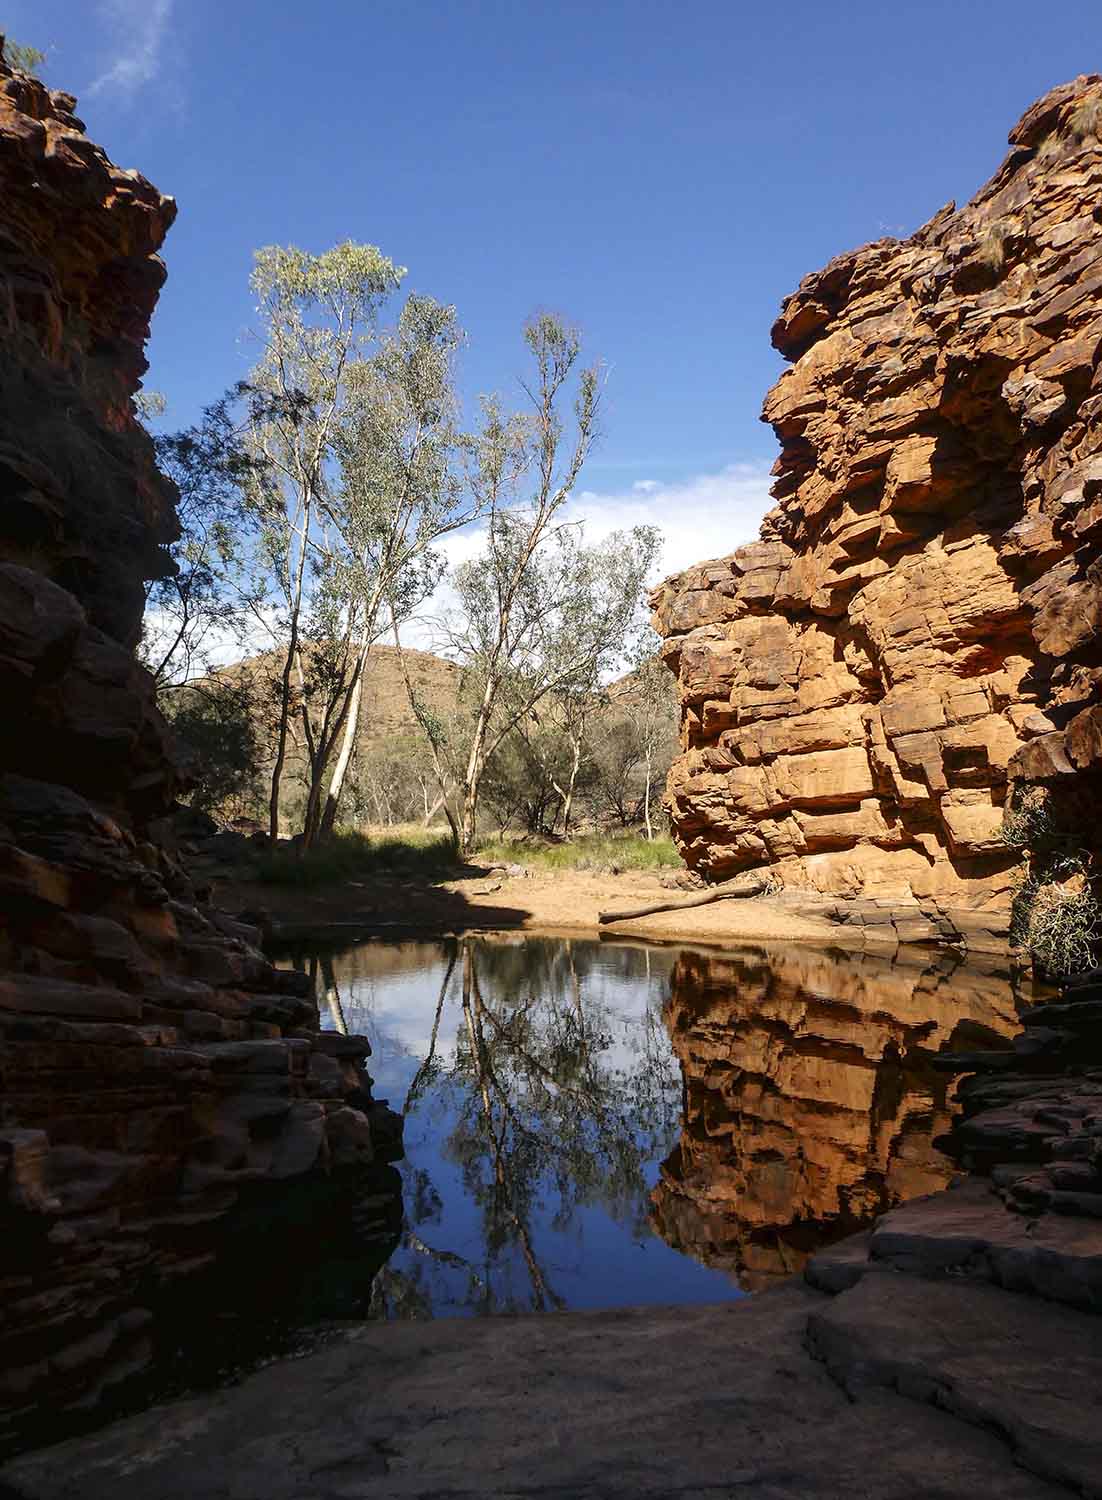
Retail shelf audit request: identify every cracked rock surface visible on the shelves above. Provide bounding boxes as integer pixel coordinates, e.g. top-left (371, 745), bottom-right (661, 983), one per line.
top-left (0, 1283), bottom-right (1071, 1500)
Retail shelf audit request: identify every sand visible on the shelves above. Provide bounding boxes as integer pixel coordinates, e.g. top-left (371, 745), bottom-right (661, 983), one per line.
top-left (217, 865), bottom-right (843, 948)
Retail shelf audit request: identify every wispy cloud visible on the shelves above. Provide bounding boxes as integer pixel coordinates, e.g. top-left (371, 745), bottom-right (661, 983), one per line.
top-left (88, 0), bottom-right (174, 99)
top-left (565, 461), bottom-right (774, 584)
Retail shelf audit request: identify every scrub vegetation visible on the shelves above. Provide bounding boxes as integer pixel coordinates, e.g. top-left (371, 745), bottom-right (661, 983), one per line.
top-left (1002, 788), bottom-right (1102, 976)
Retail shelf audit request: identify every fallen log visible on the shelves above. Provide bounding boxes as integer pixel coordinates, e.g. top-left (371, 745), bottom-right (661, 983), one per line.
top-left (598, 874), bottom-right (770, 925)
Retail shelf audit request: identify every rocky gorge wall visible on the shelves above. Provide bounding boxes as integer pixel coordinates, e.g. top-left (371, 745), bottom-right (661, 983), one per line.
top-left (654, 76), bottom-right (1102, 922)
top-left (0, 55), bottom-right (399, 1454)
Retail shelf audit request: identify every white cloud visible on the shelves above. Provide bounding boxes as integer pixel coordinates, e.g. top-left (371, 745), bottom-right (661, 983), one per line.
top-left (399, 460), bottom-right (774, 653)
top-left (88, 0), bottom-right (174, 98)
top-left (144, 462), bottom-right (775, 670)
top-left (564, 460), bottom-right (774, 584)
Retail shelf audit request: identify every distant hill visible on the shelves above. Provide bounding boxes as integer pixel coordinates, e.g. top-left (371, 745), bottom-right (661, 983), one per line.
top-left (339, 643), bottom-right (463, 749)
top-left (215, 642), bottom-right (462, 750)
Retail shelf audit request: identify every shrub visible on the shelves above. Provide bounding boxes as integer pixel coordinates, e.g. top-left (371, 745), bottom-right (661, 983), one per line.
top-left (1003, 787), bottom-right (1101, 975)
top-left (475, 831), bottom-right (680, 872)
top-left (978, 220), bottom-right (1009, 271)
top-left (163, 683), bottom-right (264, 821)
top-left (999, 787), bottom-right (1059, 851)
top-left (1011, 874), bottom-right (1102, 978)
top-left (1069, 96), bottom-right (1102, 143)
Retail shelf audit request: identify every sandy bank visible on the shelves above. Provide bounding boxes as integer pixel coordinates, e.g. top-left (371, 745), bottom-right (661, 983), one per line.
top-left (217, 867), bottom-right (847, 949)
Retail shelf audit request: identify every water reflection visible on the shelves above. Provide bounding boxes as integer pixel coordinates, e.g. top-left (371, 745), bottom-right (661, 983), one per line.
top-left (651, 945), bottom-right (1023, 1288)
top-left (296, 936), bottom-right (729, 1315)
top-left (282, 935), bottom-right (1026, 1313)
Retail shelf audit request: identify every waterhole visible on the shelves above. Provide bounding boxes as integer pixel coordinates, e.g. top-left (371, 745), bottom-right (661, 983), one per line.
top-left (279, 933), bottom-right (1026, 1315)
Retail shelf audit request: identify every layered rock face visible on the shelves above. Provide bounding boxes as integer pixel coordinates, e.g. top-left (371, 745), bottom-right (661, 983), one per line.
top-left (0, 58), bottom-right (399, 1454)
top-left (654, 77), bottom-right (1102, 913)
top-left (650, 945), bottom-right (1022, 1288)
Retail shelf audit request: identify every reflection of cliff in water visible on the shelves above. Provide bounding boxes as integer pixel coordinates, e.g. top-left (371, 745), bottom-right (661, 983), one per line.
top-left (650, 946), bottom-right (1025, 1290)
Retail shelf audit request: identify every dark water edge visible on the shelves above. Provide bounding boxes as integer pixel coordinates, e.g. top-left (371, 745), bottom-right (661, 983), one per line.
top-left (5, 1163), bottom-right (404, 1461)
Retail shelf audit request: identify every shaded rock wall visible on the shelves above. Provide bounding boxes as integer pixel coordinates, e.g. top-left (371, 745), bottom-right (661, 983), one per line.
top-left (650, 945), bottom-right (1023, 1288)
top-left (0, 57), bottom-right (399, 1454)
top-left (654, 77), bottom-right (1102, 912)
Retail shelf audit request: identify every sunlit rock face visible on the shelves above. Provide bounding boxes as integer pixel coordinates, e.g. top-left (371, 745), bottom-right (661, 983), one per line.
top-left (0, 58), bottom-right (400, 1455)
top-left (651, 946), bottom-right (1023, 1288)
top-left (654, 76), bottom-right (1102, 909)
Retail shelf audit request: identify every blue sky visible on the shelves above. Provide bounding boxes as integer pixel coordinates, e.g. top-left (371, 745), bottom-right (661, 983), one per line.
top-left (9, 0), bottom-right (1102, 575)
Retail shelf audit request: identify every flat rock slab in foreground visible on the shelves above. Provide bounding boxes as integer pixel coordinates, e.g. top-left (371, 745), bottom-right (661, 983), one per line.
top-left (809, 1271), bottom-right (1102, 1497)
top-left (0, 1285), bottom-right (1071, 1500)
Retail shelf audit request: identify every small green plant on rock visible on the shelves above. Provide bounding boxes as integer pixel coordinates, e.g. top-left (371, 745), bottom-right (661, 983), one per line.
top-left (1002, 787), bottom-right (1102, 977)
top-left (1, 35), bottom-right (44, 75)
top-left (1011, 873), bottom-right (1102, 978)
top-left (978, 220), bottom-right (1010, 271)
top-left (1069, 96), bottom-right (1102, 143)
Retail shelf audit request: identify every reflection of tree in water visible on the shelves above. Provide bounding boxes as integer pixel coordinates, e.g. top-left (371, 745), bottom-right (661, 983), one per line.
top-left (369, 937), bottom-right (679, 1316)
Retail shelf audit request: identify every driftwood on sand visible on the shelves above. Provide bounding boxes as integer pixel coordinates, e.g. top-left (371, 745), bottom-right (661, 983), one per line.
top-left (598, 873), bottom-right (769, 925)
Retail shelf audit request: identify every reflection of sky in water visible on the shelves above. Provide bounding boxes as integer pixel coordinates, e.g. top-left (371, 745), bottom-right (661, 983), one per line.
top-left (299, 936), bottom-right (742, 1317)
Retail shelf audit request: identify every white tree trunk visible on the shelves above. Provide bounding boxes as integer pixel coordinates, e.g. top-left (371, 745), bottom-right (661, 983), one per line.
top-left (643, 745), bottom-right (653, 841)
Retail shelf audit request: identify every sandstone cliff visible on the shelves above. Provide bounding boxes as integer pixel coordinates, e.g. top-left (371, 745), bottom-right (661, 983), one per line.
top-left (653, 77), bottom-right (1102, 920)
top-left (0, 55), bottom-right (399, 1453)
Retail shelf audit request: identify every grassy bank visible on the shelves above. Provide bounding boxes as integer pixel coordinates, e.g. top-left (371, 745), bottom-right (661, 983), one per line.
top-left (477, 831), bottom-right (679, 871)
top-left (251, 826), bottom-right (678, 886)
top-left (253, 829), bottom-right (459, 886)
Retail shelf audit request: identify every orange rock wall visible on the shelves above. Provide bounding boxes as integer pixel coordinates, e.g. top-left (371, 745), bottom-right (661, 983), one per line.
top-left (654, 77), bottom-right (1102, 908)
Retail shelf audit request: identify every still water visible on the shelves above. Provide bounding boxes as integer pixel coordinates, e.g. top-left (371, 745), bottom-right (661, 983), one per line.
top-left (282, 934), bottom-right (1025, 1315)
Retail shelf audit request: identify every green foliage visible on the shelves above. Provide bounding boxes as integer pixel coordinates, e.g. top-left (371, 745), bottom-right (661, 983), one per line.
top-left (2, 35), bottom-right (44, 75)
top-left (250, 242), bottom-right (405, 323)
top-left (978, 220), bottom-right (1009, 271)
top-left (133, 389), bottom-right (167, 422)
top-left (253, 827), bottom-right (676, 887)
top-left (999, 787), bottom-right (1060, 851)
top-left (162, 683), bottom-right (263, 820)
top-left (141, 384), bottom-right (270, 687)
top-left (1011, 873), bottom-right (1102, 978)
top-left (1069, 96), bottom-right (1102, 143)
top-left (254, 829), bottom-right (458, 887)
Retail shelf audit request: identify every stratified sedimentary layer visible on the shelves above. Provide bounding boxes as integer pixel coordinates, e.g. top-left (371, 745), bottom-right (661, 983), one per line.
top-left (0, 54), bottom-right (400, 1454)
top-left (650, 945), bottom-right (1022, 1287)
top-left (653, 76), bottom-right (1102, 908)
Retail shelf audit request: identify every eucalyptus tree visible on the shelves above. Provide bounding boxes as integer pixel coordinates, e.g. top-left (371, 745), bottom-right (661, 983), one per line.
top-left (623, 634), bottom-right (678, 840)
top-left (245, 245), bottom-right (487, 845)
top-left (140, 384), bottom-right (263, 691)
top-left (245, 241), bottom-right (404, 841)
top-left (416, 313), bottom-right (623, 858)
top-left (449, 511), bottom-right (660, 853)
top-left (310, 294), bottom-right (479, 841)
top-left (138, 386), bottom-right (273, 821)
